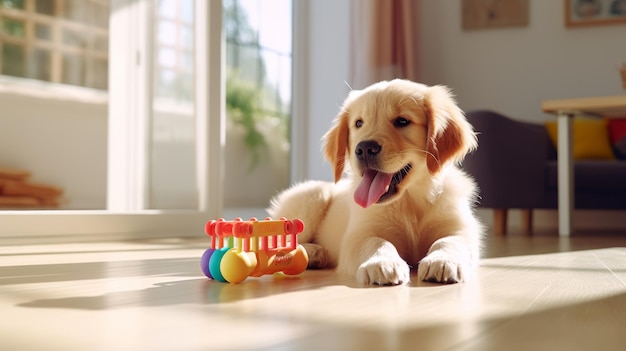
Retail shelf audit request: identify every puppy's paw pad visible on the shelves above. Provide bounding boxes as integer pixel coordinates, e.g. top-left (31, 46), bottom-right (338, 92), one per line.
top-left (302, 243), bottom-right (329, 269)
top-left (417, 251), bottom-right (467, 284)
top-left (357, 258), bottom-right (410, 286)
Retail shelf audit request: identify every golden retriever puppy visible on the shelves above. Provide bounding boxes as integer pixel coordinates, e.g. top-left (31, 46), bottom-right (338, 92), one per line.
top-left (268, 79), bottom-right (483, 285)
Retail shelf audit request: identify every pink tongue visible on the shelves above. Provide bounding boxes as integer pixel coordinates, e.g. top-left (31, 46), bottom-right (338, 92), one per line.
top-left (354, 169), bottom-right (393, 208)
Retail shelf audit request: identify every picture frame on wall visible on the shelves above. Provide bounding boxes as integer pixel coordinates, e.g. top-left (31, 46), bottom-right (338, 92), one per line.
top-left (565, 0), bottom-right (626, 27)
top-left (462, 0), bottom-right (529, 30)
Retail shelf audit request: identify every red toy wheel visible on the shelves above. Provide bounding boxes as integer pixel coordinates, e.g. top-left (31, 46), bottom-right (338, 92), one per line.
top-left (233, 221), bottom-right (249, 237)
top-left (215, 221), bottom-right (223, 236)
top-left (204, 220), bottom-right (216, 236)
top-left (293, 219), bottom-right (304, 234)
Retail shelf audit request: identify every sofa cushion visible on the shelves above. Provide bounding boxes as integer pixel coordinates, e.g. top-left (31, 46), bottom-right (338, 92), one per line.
top-left (545, 118), bottom-right (615, 160)
top-left (545, 160), bottom-right (626, 191)
top-left (607, 118), bottom-right (626, 160)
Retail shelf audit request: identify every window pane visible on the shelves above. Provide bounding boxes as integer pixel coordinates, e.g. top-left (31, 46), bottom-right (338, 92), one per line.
top-left (158, 21), bottom-right (177, 46)
top-left (1, 43), bottom-right (25, 77)
top-left (1, 0), bottom-right (25, 10)
top-left (150, 0), bottom-right (197, 209)
top-left (157, 69), bottom-right (176, 99)
top-left (0, 0), bottom-right (109, 90)
top-left (61, 54), bottom-right (85, 86)
top-left (35, 0), bottom-right (55, 15)
top-left (181, 51), bottom-right (192, 68)
top-left (62, 29), bottom-right (85, 47)
top-left (94, 3), bottom-right (108, 28)
top-left (35, 23), bottom-right (51, 40)
top-left (177, 71), bottom-right (193, 100)
top-left (94, 34), bottom-right (108, 51)
top-left (1, 17), bottom-right (25, 37)
top-left (63, 0), bottom-right (87, 24)
top-left (158, 47), bottom-right (177, 67)
top-left (181, 26), bottom-right (193, 49)
top-left (90, 57), bottom-right (108, 90)
top-left (30, 49), bottom-right (51, 81)
top-left (158, 0), bottom-right (177, 18)
top-left (181, 0), bottom-right (193, 23)
top-left (223, 0), bottom-right (292, 208)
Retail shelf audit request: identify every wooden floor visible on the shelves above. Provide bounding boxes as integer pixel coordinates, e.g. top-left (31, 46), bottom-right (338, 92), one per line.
top-left (1, 230), bottom-right (626, 351)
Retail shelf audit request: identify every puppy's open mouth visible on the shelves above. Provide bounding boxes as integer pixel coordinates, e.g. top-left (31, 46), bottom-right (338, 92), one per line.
top-left (354, 164), bottom-right (412, 208)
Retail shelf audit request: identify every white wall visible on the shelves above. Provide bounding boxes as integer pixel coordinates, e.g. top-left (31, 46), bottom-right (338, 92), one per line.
top-left (0, 85), bottom-right (108, 209)
top-left (419, 0), bottom-right (626, 123)
top-left (298, 0), bottom-right (352, 183)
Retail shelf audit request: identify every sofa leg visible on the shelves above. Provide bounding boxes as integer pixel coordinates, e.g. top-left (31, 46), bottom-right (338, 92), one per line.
top-left (521, 209), bottom-right (533, 235)
top-left (493, 208), bottom-right (508, 236)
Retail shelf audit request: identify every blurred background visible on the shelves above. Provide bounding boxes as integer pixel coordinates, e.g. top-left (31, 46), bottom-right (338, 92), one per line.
top-left (0, 0), bottom-right (625, 233)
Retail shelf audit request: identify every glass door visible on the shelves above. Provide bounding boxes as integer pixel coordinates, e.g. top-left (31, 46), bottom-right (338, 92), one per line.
top-left (0, 0), bottom-right (223, 239)
top-left (223, 0), bottom-right (292, 211)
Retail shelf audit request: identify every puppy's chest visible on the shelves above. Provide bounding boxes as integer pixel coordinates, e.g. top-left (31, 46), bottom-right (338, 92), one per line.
top-left (393, 214), bottom-right (427, 242)
top-left (377, 202), bottom-right (433, 260)
top-left (372, 204), bottom-right (423, 233)
top-left (379, 219), bottom-right (426, 265)
top-left (386, 198), bottom-right (429, 230)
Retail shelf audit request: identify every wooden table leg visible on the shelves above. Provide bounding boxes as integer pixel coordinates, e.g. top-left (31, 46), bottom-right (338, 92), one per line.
top-left (493, 208), bottom-right (508, 236)
top-left (521, 209), bottom-right (533, 235)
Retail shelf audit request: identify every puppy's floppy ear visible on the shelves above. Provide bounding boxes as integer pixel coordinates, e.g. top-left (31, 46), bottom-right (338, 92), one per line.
top-left (323, 109), bottom-right (350, 183)
top-left (424, 85), bottom-right (477, 174)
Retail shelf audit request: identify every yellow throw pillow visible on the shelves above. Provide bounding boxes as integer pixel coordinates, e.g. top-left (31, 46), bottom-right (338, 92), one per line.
top-left (545, 118), bottom-right (615, 160)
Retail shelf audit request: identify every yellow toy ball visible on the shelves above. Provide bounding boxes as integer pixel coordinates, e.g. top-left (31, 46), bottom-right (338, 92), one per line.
top-left (220, 250), bottom-right (257, 283)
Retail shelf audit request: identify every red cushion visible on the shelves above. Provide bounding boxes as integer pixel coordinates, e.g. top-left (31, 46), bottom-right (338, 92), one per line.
top-left (607, 118), bottom-right (626, 159)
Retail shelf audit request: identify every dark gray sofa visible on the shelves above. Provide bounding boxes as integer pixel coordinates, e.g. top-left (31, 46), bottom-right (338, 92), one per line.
top-left (462, 110), bottom-right (626, 235)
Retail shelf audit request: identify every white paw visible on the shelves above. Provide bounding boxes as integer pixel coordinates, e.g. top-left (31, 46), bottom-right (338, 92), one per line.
top-left (356, 257), bottom-right (410, 286)
top-left (417, 250), bottom-right (468, 284)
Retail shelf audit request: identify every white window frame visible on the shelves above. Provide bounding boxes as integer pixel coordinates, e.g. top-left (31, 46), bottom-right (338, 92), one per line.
top-left (0, 0), bottom-right (109, 88)
top-left (289, 0), bottom-right (308, 183)
top-left (0, 0), bottom-right (224, 242)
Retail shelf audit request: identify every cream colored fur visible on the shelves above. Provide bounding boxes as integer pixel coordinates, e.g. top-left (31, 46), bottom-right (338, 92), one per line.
top-left (268, 79), bottom-right (483, 285)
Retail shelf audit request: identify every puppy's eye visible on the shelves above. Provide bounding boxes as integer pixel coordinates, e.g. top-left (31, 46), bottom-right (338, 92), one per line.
top-left (394, 117), bottom-right (410, 128)
top-left (355, 119), bottom-right (363, 128)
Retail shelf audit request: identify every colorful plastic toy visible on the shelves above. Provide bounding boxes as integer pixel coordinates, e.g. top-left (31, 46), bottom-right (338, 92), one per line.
top-left (200, 217), bottom-right (308, 283)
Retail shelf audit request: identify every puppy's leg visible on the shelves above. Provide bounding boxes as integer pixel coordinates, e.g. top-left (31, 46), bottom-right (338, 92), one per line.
top-left (341, 236), bottom-right (410, 286)
top-left (267, 181), bottom-right (334, 269)
top-left (417, 235), bottom-right (478, 284)
top-left (301, 243), bottom-right (329, 269)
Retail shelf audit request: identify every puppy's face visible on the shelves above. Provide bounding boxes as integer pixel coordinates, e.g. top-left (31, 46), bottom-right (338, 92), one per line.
top-left (324, 79), bottom-right (477, 208)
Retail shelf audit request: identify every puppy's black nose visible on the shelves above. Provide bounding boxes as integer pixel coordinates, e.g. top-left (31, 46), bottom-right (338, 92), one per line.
top-left (355, 140), bottom-right (381, 160)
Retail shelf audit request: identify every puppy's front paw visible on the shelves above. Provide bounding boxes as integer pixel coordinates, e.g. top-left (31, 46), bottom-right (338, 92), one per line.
top-left (417, 250), bottom-right (468, 284)
top-left (356, 257), bottom-right (410, 286)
